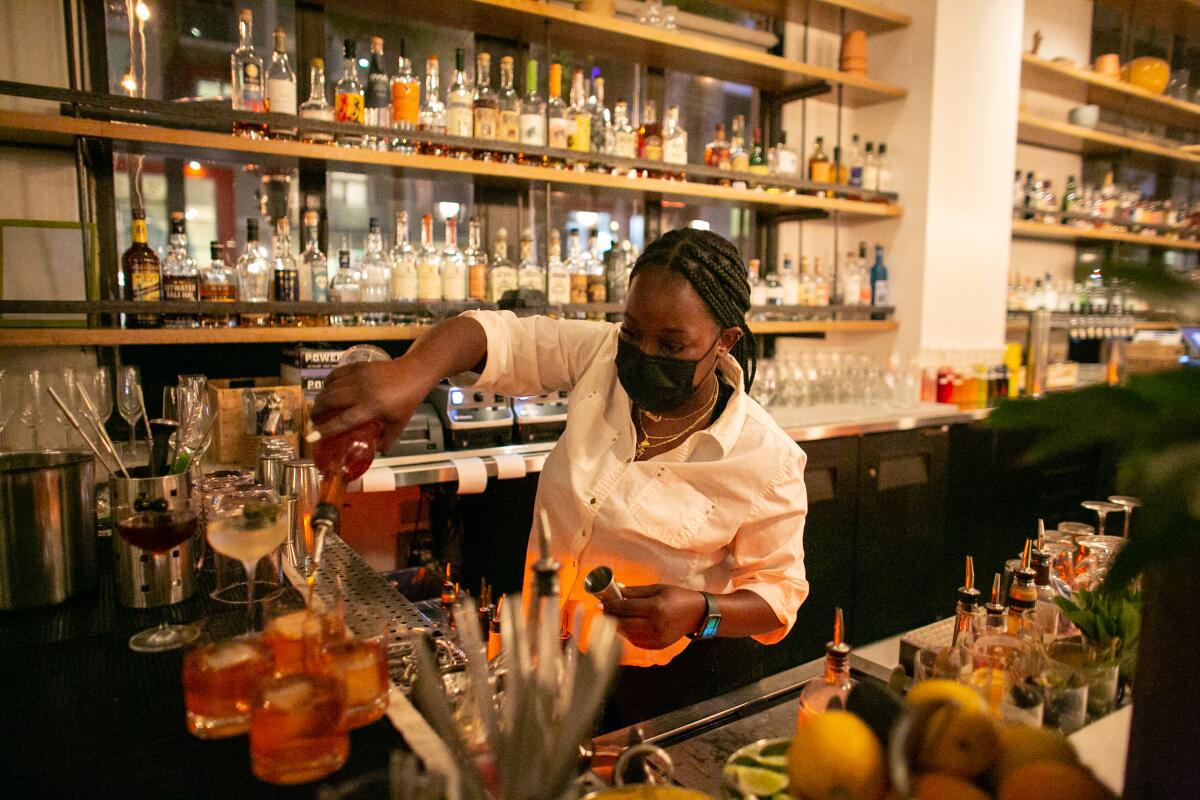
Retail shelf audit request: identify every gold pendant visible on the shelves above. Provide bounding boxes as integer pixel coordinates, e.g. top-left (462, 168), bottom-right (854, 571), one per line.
top-left (638, 437), bottom-right (649, 455)
top-left (643, 411), bottom-right (663, 423)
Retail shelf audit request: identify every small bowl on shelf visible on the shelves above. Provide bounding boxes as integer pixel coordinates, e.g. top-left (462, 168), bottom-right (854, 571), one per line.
top-left (1068, 104), bottom-right (1100, 129)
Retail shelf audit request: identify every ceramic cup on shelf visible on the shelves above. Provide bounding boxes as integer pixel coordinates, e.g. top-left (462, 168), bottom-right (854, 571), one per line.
top-left (1093, 53), bottom-right (1121, 80)
top-left (840, 29), bottom-right (868, 75)
top-left (1122, 56), bottom-right (1170, 94)
top-left (1068, 104), bottom-right (1100, 129)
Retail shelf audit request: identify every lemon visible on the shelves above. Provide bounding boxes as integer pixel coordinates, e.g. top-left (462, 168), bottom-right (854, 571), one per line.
top-left (907, 679), bottom-right (988, 714)
top-left (787, 710), bottom-right (885, 800)
top-left (728, 765), bottom-right (789, 797)
top-left (994, 724), bottom-right (1078, 782)
top-left (915, 705), bottom-right (1000, 779)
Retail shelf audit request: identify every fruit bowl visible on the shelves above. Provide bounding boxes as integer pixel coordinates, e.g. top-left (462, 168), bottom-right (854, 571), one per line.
top-left (722, 738), bottom-right (791, 799)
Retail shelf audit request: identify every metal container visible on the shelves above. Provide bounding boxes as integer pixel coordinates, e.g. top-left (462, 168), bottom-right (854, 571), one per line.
top-left (0, 451), bottom-right (97, 609)
top-left (282, 458), bottom-right (320, 574)
top-left (109, 469), bottom-right (197, 608)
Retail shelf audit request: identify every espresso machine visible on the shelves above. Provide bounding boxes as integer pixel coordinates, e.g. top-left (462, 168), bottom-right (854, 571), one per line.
top-left (428, 382), bottom-right (515, 450)
top-left (512, 391), bottom-right (569, 443)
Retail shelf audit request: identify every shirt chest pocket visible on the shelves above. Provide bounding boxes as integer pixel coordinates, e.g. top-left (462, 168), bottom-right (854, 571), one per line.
top-left (629, 468), bottom-right (722, 551)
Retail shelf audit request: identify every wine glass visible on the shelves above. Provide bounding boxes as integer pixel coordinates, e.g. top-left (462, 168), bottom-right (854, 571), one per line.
top-left (0, 370), bottom-right (15, 449)
top-left (91, 367), bottom-right (113, 428)
top-left (117, 366), bottom-right (143, 456)
top-left (115, 496), bottom-right (203, 652)
top-left (20, 369), bottom-right (45, 450)
top-left (48, 368), bottom-right (79, 448)
top-left (1108, 495), bottom-right (1141, 538)
top-left (1081, 500), bottom-right (1125, 536)
top-left (207, 488), bottom-right (290, 632)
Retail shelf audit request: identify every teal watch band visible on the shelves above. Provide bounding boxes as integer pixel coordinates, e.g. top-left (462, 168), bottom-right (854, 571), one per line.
top-left (688, 592), bottom-right (721, 640)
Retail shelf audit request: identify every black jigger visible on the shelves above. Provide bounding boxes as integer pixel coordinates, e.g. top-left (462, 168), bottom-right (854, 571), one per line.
top-left (148, 419), bottom-right (178, 477)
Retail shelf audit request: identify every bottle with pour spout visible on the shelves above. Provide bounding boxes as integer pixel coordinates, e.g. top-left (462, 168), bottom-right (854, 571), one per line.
top-left (797, 607), bottom-right (854, 724)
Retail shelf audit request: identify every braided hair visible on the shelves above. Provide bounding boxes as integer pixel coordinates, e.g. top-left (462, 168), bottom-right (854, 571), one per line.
top-left (629, 228), bottom-right (757, 391)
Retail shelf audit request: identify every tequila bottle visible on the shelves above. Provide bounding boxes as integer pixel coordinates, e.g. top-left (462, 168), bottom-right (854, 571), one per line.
top-left (797, 608), bottom-right (854, 723)
top-left (161, 212), bottom-right (199, 328)
top-left (390, 211), bottom-right (419, 320)
top-left (266, 27), bottom-right (297, 139)
top-left (418, 56), bottom-right (446, 156)
top-left (333, 40), bottom-right (364, 146)
top-left (358, 218), bottom-right (392, 324)
top-left (328, 248), bottom-right (361, 326)
top-left (236, 218), bottom-right (271, 327)
top-left (299, 58), bottom-right (333, 144)
top-left (230, 8), bottom-right (267, 137)
top-left (200, 241), bottom-right (238, 328)
top-left (489, 228), bottom-right (518, 303)
top-left (417, 213), bottom-right (443, 304)
top-left (441, 217), bottom-right (467, 301)
top-left (464, 217), bottom-right (489, 302)
top-left (517, 228), bottom-right (544, 292)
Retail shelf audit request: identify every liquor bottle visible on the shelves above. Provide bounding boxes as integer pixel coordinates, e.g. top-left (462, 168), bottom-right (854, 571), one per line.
top-left (749, 128), bottom-right (768, 177)
top-left (748, 259), bottom-right (767, 307)
top-left (333, 40), bottom-right (365, 146)
top-left (848, 134), bottom-right (864, 187)
top-left (230, 8), bottom-right (267, 137)
top-left (952, 555), bottom-right (983, 649)
top-left (567, 68), bottom-right (591, 154)
top-left (440, 563), bottom-right (457, 609)
top-left (270, 219), bottom-right (299, 325)
top-left (363, 36), bottom-right (391, 146)
top-left (299, 58), bottom-right (334, 144)
top-left (546, 229), bottom-right (570, 305)
top-left (638, 100), bottom-right (662, 160)
top-left (591, 74), bottom-right (611, 155)
top-left (606, 238), bottom-right (634, 305)
top-left (237, 218), bottom-right (271, 326)
top-left (662, 105), bottom-right (688, 169)
top-left (418, 56), bottom-right (446, 156)
top-left (764, 268), bottom-right (784, 307)
top-left (812, 257), bottom-right (831, 306)
top-left (519, 59), bottom-right (547, 154)
top-left (301, 211), bottom-right (329, 306)
top-left (876, 142), bottom-right (891, 192)
top-left (869, 244), bottom-right (889, 306)
top-left (416, 214), bottom-right (443, 304)
top-left (862, 142), bottom-right (878, 192)
top-left (488, 594), bottom-right (504, 662)
top-left (441, 217), bottom-right (467, 301)
top-left (797, 608), bottom-right (854, 723)
top-left (445, 48), bottom-right (474, 147)
top-left (769, 131), bottom-right (798, 177)
top-left (613, 101), bottom-right (637, 159)
top-left (729, 115), bottom-right (749, 172)
top-left (473, 52), bottom-right (498, 156)
top-left (547, 63), bottom-right (569, 151)
top-left (1012, 169), bottom-right (1025, 215)
top-left (1031, 533), bottom-right (1062, 640)
top-left (200, 241), bottom-right (238, 328)
top-left (978, 573), bottom-right (1008, 638)
top-left (517, 228), bottom-right (545, 292)
top-left (833, 145), bottom-right (847, 185)
top-left (266, 27), bottom-right (297, 139)
top-left (497, 56), bottom-right (520, 150)
top-left (809, 136), bottom-right (832, 183)
top-left (780, 255), bottom-right (800, 305)
top-left (586, 228), bottom-right (607, 305)
top-left (566, 228), bottom-right (588, 305)
top-left (464, 217), bottom-right (489, 301)
top-left (390, 211), bottom-right (418, 319)
top-left (1062, 175), bottom-right (1080, 215)
top-left (1021, 171), bottom-right (1038, 220)
top-left (490, 228), bottom-right (518, 303)
top-left (160, 212), bottom-right (199, 329)
top-left (857, 241), bottom-right (872, 306)
top-left (358, 218), bottom-right (391, 324)
top-left (328, 248), bottom-right (361, 326)
top-left (1006, 540), bottom-right (1038, 640)
top-left (705, 123), bottom-right (730, 169)
top-left (390, 39), bottom-right (420, 151)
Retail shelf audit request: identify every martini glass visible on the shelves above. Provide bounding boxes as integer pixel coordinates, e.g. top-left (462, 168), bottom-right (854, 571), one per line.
top-left (207, 488), bottom-right (289, 632)
top-left (1081, 500), bottom-right (1125, 537)
top-left (116, 502), bottom-right (203, 652)
top-left (1108, 496), bottom-right (1141, 538)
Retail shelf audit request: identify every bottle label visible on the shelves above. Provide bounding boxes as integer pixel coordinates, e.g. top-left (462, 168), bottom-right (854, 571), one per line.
top-left (447, 107), bottom-right (473, 137)
top-left (313, 269), bottom-right (329, 302)
top-left (474, 107), bottom-right (499, 141)
top-left (131, 267), bottom-right (161, 302)
top-left (520, 114), bottom-right (546, 146)
top-left (547, 271), bottom-right (571, 304)
top-left (468, 264), bottom-right (489, 301)
top-left (490, 267), bottom-right (518, 302)
top-left (162, 274), bottom-right (199, 302)
top-left (778, 151), bottom-right (798, 176)
top-left (811, 161), bottom-right (832, 184)
top-left (642, 137), bottom-right (663, 161)
top-left (499, 110), bottom-right (520, 142)
top-left (335, 91), bottom-right (364, 123)
top-left (615, 132), bottom-right (637, 159)
top-left (391, 81), bottom-right (420, 126)
top-left (366, 76), bottom-right (390, 110)
top-left (267, 79), bottom-right (296, 115)
top-left (391, 266), bottom-right (417, 302)
top-left (417, 265), bottom-right (442, 302)
top-left (569, 115), bottom-right (591, 152)
top-left (873, 279), bottom-right (890, 306)
top-left (849, 165), bottom-right (863, 187)
top-left (240, 62), bottom-right (264, 105)
top-left (442, 262), bottom-right (466, 300)
top-left (664, 136), bottom-right (688, 165)
top-left (200, 284), bottom-right (237, 302)
top-left (587, 275), bottom-right (607, 303)
top-left (548, 117), bottom-right (570, 149)
top-left (518, 267), bottom-right (544, 291)
top-left (569, 274), bottom-right (588, 304)
top-left (274, 269), bottom-right (299, 302)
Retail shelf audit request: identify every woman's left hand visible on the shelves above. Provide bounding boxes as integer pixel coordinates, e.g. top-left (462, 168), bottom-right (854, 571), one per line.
top-left (601, 584), bottom-right (707, 650)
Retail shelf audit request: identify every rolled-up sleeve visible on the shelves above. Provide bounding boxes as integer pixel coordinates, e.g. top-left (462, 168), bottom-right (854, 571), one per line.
top-left (451, 310), bottom-right (614, 397)
top-left (728, 448), bottom-right (809, 645)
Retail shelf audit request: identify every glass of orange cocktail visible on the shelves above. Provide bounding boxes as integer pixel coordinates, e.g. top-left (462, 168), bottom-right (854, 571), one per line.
top-left (250, 672), bottom-right (349, 784)
top-left (182, 635), bottom-right (273, 738)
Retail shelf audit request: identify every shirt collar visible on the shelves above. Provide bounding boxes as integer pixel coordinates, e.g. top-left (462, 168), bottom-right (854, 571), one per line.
top-left (700, 353), bottom-right (748, 457)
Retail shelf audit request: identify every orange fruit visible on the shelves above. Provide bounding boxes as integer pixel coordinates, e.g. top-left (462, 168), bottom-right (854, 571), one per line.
top-left (915, 705), bottom-right (999, 779)
top-left (786, 710), bottom-right (885, 800)
top-left (996, 761), bottom-right (1115, 800)
top-left (993, 725), bottom-right (1078, 782)
top-left (914, 772), bottom-right (992, 800)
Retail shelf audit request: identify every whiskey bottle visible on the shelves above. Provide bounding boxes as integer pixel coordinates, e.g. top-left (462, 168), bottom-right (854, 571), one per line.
top-left (613, 101), bottom-right (637, 160)
top-left (638, 99), bottom-right (662, 161)
top-left (662, 105), bottom-right (688, 170)
top-left (266, 26), bottom-right (297, 139)
top-left (497, 56), bottom-right (520, 154)
top-left (489, 228), bottom-right (518, 303)
top-left (728, 114), bottom-right (749, 172)
top-left (124, 209), bottom-right (160, 329)
top-left (809, 136), bottom-right (832, 183)
top-left (797, 608), bottom-right (854, 723)
top-left (464, 216), bottom-right (489, 302)
top-left (705, 123), bottom-right (730, 169)
top-left (161, 211), bottom-right (199, 329)
top-left (199, 241), bottom-right (238, 328)
top-left (298, 58), bottom-right (333, 144)
top-left (333, 40), bottom-right (365, 145)
top-left (517, 228), bottom-right (545, 292)
top-left (567, 68), bottom-right (591, 155)
top-left (230, 8), bottom-right (267, 137)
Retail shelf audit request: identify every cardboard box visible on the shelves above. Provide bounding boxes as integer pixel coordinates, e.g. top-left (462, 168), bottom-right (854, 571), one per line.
top-left (208, 378), bottom-right (303, 466)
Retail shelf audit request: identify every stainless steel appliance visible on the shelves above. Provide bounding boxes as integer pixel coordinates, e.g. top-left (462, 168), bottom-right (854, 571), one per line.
top-left (513, 391), bottom-right (569, 443)
top-left (383, 403), bottom-right (446, 457)
top-left (428, 382), bottom-right (514, 450)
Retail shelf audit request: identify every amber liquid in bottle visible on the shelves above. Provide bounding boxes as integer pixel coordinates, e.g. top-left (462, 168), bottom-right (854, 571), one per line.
top-left (124, 210), bottom-right (161, 328)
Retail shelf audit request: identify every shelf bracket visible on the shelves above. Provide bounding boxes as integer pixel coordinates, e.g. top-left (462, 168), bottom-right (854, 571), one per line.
top-left (762, 80), bottom-right (833, 110)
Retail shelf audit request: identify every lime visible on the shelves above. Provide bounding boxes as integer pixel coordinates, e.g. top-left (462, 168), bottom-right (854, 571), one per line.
top-left (729, 755), bottom-right (786, 773)
top-left (729, 765), bottom-right (788, 798)
top-left (243, 500), bottom-right (281, 524)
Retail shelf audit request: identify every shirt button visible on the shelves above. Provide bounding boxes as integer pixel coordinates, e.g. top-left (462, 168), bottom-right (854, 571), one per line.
top-left (589, 497), bottom-right (596, 505)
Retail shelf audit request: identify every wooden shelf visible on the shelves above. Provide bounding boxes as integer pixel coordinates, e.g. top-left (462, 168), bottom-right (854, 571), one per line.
top-left (717, 0), bottom-right (911, 34)
top-left (1020, 53), bottom-right (1200, 131)
top-left (1017, 111), bottom-right (1200, 167)
top-left (1011, 219), bottom-right (1200, 250)
top-left (0, 318), bottom-right (897, 346)
top-left (377, 0), bottom-right (906, 105)
top-left (0, 110), bottom-right (902, 219)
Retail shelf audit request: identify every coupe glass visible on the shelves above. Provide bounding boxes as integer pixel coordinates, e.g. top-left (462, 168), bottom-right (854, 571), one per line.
top-left (207, 488), bottom-right (290, 632)
top-left (117, 366), bottom-right (143, 455)
top-left (1108, 495), bottom-right (1141, 538)
top-left (1081, 500), bottom-right (1124, 536)
top-left (19, 369), bottom-right (45, 450)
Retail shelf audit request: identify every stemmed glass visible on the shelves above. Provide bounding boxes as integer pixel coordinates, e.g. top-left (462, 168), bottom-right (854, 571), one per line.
top-left (91, 367), bottom-right (113, 430)
top-left (48, 368), bottom-right (79, 448)
top-left (115, 495), bottom-right (203, 652)
top-left (1108, 496), bottom-right (1141, 538)
top-left (1081, 500), bottom-right (1125, 536)
top-left (117, 366), bottom-right (143, 456)
top-left (0, 370), bottom-right (15, 449)
top-left (207, 488), bottom-right (290, 632)
top-left (20, 369), bottom-right (45, 450)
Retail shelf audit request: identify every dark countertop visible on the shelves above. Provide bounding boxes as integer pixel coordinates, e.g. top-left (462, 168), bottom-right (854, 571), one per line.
top-left (0, 538), bottom-right (409, 799)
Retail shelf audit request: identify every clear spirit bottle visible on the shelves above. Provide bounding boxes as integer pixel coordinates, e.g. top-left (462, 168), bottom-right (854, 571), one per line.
top-left (519, 59), bottom-right (546, 158)
top-left (363, 36), bottom-right (391, 148)
top-left (328, 248), bottom-right (361, 326)
top-left (266, 26), bottom-right (297, 139)
top-left (591, 75), bottom-right (611, 155)
top-left (300, 212), bottom-right (329, 325)
top-left (862, 142), bottom-right (878, 192)
top-left (230, 8), bottom-right (267, 137)
top-left (417, 213), bottom-right (443, 305)
top-left (489, 228), bottom-right (518, 303)
top-left (748, 259), bottom-right (767, 308)
top-left (299, 58), bottom-right (333, 144)
top-left (638, 100), bottom-right (662, 161)
top-left (199, 241), bottom-right (238, 328)
top-left (546, 228), bottom-right (570, 306)
top-left (333, 40), bottom-right (364, 146)
top-left (797, 608), bottom-right (854, 723)
top-left (270, 218), bottom-right (300, 326)
top-left (812, 257), bottom-right (830, 307)
top-left (390, 210), bottom-right (418, 320)
top-left (417, 55), bottom-right (447, 158)
top-left (662, 105), bottom-right (688, 171)
top-left (780, 255), bottom-right (800, 306)
top-left (236, 218), bottom-right (271, 327)
top-left (876, 142), bottom-right (891, 193)
top-left (613, 101), bottom-right (637, 160)
top-left (566, 228), bottom-right (588, 306)
top-left (769, 131), bottom-right (798, 177)
top-left (547, 63), bottom-right (569, 153)
top-left (517, 228), bottom-right (545, 292)
top-left (849, 134), bottom-right (864, 187)
top-left (1031, 540), bottom-right (1062, 640)
top-left (358, 218), bottom-right (391, 324)
top-left (586, 229), bottom-right (607, 314)
top-left (473, 52), bottom-right (498, 158)
top-left (567, 68), bottom-right (591, 155)
top-left (497, 56), bottom-right (520, 154)
top-left (441, 216), bottom-right (467, 301)
top-left (445, 48), bottom-right (474, 152)
top-left (464, 217), bottom-right (489, 302)
top-left (161, 212), bottom-right (199, 328)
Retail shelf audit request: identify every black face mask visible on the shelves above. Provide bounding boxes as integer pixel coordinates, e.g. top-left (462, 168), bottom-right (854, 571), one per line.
top-left (615, 335), bottom-right (720, 413)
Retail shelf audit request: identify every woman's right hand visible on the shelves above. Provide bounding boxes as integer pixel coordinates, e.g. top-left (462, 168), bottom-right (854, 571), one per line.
top-left (309, 356), bottom-right (434, 448)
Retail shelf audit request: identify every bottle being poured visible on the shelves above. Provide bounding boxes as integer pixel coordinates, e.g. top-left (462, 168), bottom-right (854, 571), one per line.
top-left (305, 344), bottom-right (391, 599)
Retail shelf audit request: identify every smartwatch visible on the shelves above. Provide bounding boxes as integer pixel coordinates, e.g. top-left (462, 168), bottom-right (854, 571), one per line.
top-left (688, 592), bottom-right (721, 640)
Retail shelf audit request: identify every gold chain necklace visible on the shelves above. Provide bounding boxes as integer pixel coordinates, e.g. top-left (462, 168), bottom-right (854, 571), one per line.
top-left (639, 380), bottom-right (719, 423)
top-left (635, 386), bottom-right (719, 457)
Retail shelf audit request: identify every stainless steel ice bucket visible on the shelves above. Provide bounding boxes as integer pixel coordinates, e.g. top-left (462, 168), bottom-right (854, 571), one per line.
top-left (0, 451), bottom-right (97, 609)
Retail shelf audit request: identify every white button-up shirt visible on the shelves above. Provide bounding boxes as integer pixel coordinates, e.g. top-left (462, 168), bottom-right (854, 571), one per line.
top-left (454, 310), bottom-right (809, 667)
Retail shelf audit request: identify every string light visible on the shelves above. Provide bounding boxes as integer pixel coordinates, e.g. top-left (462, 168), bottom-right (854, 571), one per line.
top-left (135, 1), bottom-right (151, 21)
top-left (121, 73), bottom-right (138, 94)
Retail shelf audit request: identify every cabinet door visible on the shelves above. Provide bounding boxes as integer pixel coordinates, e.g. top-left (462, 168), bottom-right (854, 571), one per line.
top-left (761, 436), bottom-right (859, 676)
top-left (855, 427), bottom-right (949, 643)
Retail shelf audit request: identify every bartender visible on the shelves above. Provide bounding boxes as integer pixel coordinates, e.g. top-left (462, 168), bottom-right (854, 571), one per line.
top-left (313, 228), bottom-right (808, 727)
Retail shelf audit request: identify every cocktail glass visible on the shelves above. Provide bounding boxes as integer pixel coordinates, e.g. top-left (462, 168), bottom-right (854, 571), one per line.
top-left (207, 488), bottom-right (290, 632)
top-left (183, 634), bottom-right (274, 738)
top-left (250, 672), bottom-right (349, 784)
top-left (115, 506), bottom-right (203, 652)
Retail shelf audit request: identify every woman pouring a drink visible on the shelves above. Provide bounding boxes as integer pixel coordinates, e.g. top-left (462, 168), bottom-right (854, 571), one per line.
top-left (311, 228), bottom-right (809, 728)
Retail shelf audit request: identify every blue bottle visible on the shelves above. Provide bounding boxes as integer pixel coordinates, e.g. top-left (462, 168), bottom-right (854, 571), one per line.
top-left (870, 245), bottom-right (890, 306)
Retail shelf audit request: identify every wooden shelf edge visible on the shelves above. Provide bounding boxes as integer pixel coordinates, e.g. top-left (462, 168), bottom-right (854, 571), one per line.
top-left (718, 0), bottom-right (911, 33)
top-left (0, 110), bottom-right (903, 218)
top-left (747, 319), bottom-right (897, 334)
top-left (1017, 111), bottom-right (1200, 165)
top-left (1011, 219), bottom-right (1200, 250)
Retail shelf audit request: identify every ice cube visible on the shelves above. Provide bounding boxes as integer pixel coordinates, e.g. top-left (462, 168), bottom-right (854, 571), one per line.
top-left (203, 640), bottom-right (260, 670)
top-left (267, 676), bottom-right (315, 710)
